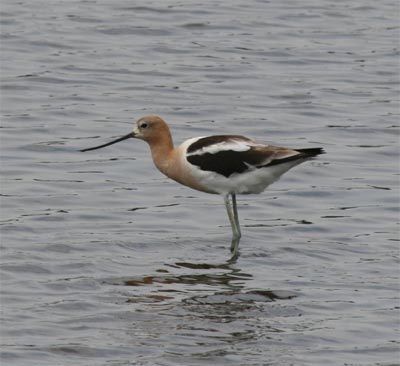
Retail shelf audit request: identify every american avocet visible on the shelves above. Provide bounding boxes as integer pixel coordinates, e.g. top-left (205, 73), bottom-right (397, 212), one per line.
top-left (81, 115), bottom-right (324, 256)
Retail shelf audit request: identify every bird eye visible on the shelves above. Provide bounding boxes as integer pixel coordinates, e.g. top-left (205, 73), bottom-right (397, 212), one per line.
top-left (140, 122), bottom-right (148, 129)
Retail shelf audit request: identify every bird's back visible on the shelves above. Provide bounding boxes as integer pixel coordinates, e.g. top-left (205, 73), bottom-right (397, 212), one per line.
top-left (176, 135), bottom-right (324, 194)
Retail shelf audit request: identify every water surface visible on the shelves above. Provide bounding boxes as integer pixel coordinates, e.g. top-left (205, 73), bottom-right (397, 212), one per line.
top-left (1, 0), bottom-right (399, 365)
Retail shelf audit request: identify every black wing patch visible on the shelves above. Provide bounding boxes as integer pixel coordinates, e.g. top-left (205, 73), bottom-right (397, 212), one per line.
top-left (187, 149), bottom-right (269, 178)
top-left (187, 146), bottom-right (324, 178)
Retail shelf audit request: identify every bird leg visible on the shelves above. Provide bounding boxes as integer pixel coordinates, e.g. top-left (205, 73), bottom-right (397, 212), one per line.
top-left (224, 193), bottom-right (242, 255)
top-left (231, 193), bottom-right (241, 238)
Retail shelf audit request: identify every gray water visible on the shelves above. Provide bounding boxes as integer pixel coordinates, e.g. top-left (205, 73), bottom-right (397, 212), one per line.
top-left (1, 0), bottom-right (399, 365)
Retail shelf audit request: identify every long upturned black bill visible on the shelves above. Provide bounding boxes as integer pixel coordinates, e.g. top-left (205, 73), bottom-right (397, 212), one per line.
top-left (80, 132), bottom-right (135, 152)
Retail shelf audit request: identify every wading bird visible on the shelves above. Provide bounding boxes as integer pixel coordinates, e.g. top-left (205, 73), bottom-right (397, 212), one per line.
top-left (81, 115), bottom-right (324, 256)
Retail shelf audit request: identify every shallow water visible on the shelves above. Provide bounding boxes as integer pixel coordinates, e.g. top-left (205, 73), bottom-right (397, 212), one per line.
top-left (1, 0), bottom-right (399, 365)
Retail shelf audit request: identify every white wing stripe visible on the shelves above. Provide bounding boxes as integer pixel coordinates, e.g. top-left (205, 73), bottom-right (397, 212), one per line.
top-left (187, 141), bottom-right (254, 156)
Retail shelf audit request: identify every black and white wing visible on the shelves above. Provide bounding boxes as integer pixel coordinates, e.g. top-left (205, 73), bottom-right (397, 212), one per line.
top-left (186, 135), bottom-right (324, 178)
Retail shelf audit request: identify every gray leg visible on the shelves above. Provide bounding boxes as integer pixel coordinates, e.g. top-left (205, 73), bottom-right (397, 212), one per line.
top-left (231, 193), bottom-right (241, 239)
top-left (224, 194), bottom-right (241, 255)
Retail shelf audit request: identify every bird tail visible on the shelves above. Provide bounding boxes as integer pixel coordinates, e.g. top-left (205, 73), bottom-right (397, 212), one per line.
top-left (296, 147), bottom-right (325, 158)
